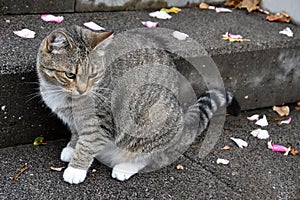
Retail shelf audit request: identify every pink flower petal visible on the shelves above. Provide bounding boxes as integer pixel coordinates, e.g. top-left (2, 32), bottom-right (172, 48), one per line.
top-left (272, 144), bottom-right (288, 152)
top-left (250, 129), bottom-right (269, 139)
top-left (13, 29), bottom-right (35, 38)
top-left (142, 21), bottom-right (158, 28)
top-left (41, 14), bottom-right (64, 23)
top-left (280, 117), bottom-right (292, 125)
top-left (247, 114), bottom-right (259, 121)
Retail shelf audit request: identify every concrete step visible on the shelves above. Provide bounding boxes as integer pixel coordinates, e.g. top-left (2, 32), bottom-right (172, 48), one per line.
top-left (0, 110), bottom-right (299, 198)
top-left (0, 9), bottom-right (300, 148)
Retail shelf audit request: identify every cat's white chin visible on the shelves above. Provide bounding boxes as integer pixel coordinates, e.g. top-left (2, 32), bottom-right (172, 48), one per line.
top-left (63, 166), bottom-right (87, 184)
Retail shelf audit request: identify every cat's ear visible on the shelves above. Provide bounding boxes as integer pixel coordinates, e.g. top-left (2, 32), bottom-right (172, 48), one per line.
top-left (44, 31), bottom-right (73, 54)
top-left (90, 32), bottom-right (114, 50)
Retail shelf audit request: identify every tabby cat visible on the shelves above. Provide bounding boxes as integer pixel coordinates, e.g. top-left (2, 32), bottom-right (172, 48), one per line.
top-left (36, 25), bottom-right (240, 184)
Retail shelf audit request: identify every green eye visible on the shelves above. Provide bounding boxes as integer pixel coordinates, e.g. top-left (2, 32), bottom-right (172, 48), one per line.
top-left (65, 72), bottom-right (76, 79)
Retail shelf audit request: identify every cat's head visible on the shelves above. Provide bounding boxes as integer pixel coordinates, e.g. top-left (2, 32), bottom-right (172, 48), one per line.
top-left (37, 25), bottom-right (113, 97)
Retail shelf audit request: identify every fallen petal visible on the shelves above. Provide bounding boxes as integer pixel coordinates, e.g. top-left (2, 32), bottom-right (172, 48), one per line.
top-left (13, 29), bottom-right (36, 39)
top-left (280, 117), bottom-right (292, 125)
top-left (216, 158), bottom-right (230, 165)
top-left (172, 31), bottom-right (189, 41)
top-left (222, 32), bottom-right (250, 42)
top-left (160, 7), bottom-right (181, 14)
top-left (221, 145), bottom-right (231, 150)
top-left (273, 105), bottom-right (290, 116)
top-left (230, 137), bottom-right (248, 148)
top-left (255, 115), bottom-right (268, 127)
top-left (141, 21), bottom-right (158, 28)
top-left (215, 7), bottom-right (232, 13)
top-left (247, 114), bottom-right (259, 121)
top-left (250, 129), bottom-right (260, 137)
top-left (149, 11), bottom-right (172, 19)
top-left (284, 147), bottom-right (291, 156)
top-left (83, 22), bottom-right (105, 31)
top-left (250, 129), bottom-right (269, 139)
top-left (279, 27), bottom-right (293, 37)
top-left (41, 14), bottom-right (64, 23)
top-left (267, 140), bottom-right (273, 149)
top-left (272, 144), bottom-right (288, 153)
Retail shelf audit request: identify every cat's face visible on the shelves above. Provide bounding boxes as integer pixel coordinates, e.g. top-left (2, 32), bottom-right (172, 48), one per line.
top-left (37, 26), bottom-right (113, 97)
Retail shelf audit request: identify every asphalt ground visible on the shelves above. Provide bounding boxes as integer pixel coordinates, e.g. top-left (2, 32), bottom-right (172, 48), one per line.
top-left (0, 108), bottom-right (299, 199)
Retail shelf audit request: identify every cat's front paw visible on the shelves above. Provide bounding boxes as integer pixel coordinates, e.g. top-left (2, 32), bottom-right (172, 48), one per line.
top-left (112, 163), bottom-right (140, 181)
top-left (60, 144), bottom-right (74, 162)
top-left (63, 166), bottom-right (87, 184)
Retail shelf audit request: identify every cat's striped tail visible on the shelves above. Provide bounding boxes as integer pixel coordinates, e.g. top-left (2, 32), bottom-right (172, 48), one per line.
top-left (185, 90), bottom-right (241, 131)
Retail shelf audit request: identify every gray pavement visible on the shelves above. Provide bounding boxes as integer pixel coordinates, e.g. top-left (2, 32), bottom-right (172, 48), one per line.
top-left (0, 108), bottom-right (299, 199)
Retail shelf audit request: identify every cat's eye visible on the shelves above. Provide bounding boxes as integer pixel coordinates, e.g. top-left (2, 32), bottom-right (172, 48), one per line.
top-left (65, 72), bottom-right (76, 79)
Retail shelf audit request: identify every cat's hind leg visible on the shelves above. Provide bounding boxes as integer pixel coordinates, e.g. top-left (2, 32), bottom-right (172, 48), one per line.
top-left (112, 163), bottom-right (144, 181)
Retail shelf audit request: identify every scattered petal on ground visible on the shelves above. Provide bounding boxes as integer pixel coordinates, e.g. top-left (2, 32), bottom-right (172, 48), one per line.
top-left (279, 117), bottom-right (292, 125)
top-left (176, 164), bottom-right (184, 170)
top-left (41, 14), bottom-right (64, 23)
top-left (255, 115), bottom-right (268, 127)
top-left (222, 32), bottom-right (250, 42)
top-left (160, 7), bottom-right (181, 14)
top-left (268, 140), bottom-right (291, 155)
top-left (141, 21), bottom-right (158, 28)
top-left (258, 8), bottom-right (270, 15)
top-left (266, 12), bottom-right (291, 23)
top-left (50, 166), bottom-right (65, 172)
top-left (230, 137), bottom-right (248, 148)
top-left (273, 105), bottom-right (290, 116)
top-left (83, 22), bottom-right (105, 31)
top-left (247, 114), bottom-right (259, 121)
top-left (217, 158), bottom-right (230, 165)
top-left (279, 27), bottom-right (293, 37)
top-left (221, 145), bottom-right (231, 150)
top-left (13, 29), bottom-right (36, 39)
top-left (172, 31), bottom-right (189, 41)
top-left (215, 7), bottom-right (232, 13)
top-left (33, 136), bottom-right (47, 146)
top-left (149, 11), bottom-right (172, 19)
top-left (250, 129), bottom-right (269, 139)
top-left (296, 102), bottom-right (300, 110)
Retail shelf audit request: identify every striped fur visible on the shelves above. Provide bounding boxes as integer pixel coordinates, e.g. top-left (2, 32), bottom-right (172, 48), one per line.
top-left (37, 25), bottom-right (240, 184)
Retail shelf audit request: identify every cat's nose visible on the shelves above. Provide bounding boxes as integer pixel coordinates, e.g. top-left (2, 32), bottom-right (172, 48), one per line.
top-left (76, 82), bottom-right (88, 95)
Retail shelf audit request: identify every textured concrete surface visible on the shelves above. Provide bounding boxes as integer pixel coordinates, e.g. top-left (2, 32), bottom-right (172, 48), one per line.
top-left (0, 109), bottom-right (299, 199)
top-left (0, 9), bottom-right (300, 148)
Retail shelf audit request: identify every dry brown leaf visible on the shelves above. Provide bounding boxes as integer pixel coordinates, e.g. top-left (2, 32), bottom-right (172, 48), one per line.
top-left (199, 2), bottom-right (210, 9)
top-left (237, 0), bottom-right (261, 12)
top-left (13, 163), bottom-right (29, 183)
top-left (266, 13), bottom-right (291, 23)
top-left (221, 145), bottom-right (231, 150)
top-left (224, 0), bottom-right (242, 7)
top-left (290, 145), bottom-right (300, 156)
top-left (273, 105), bottom-right (290, 116)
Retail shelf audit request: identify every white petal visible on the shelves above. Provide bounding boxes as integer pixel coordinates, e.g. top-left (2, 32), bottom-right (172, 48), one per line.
top-left (250, 129), bottom-right (260, 137)
top-left (257, 130), bottom-right (269, 139)
top-left (280, 117), bottom-right (292, 125)
top-left (247, 114), bottom-right (259, 121)
top-left (215, 7), bottom-right (232, 13)
top-left (267, 140), bottom-right (273, 149)
top-left (172, 31), bottom-right (189, 41)
top-left (41, 14), bottom-right (64, 23)
top-left (149, 11), bottom-right (172, 19)
top-left (13, 29), bottom-right (36, 38)
top-left (255, 115), bottom-right (268, 127)
top-left (141, 21), bottom-right (158, 28)
top-left (230, 137), bottom-right (248, 148)
top-left (279, 27), bottom-right (293, 37)
top-left (216, 158), bottom-right (230, 165)
top-left (83, 22), bottom-right (105, 31)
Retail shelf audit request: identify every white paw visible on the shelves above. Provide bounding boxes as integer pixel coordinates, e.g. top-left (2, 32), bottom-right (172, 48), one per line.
top-left (112, 163), bottom-right (140, 181)
top-left (63, 166), bottom-right (87, 184)
top-left (60, 144), bottom-right (74, 162)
